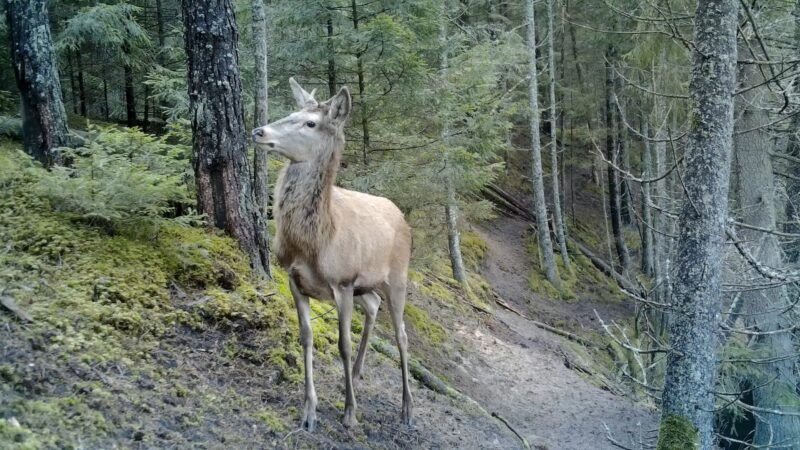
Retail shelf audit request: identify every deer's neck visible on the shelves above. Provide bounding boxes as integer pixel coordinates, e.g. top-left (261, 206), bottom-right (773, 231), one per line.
top-left (275, 136), bottom-right (341, 259)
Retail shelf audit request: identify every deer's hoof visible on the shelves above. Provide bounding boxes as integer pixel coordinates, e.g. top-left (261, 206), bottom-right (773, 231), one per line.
top-left (342, 409), bottom-right (358, 428)
top-left (301, 412), bottom-right (317, 432)
top-left (401, 403), bottom-right (413, 427)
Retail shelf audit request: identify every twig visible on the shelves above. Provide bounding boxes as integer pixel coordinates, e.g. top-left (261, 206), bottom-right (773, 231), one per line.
top-left (491, 412), bottom-right (531, 449)
top-left (493, 295), bottom-right (594, 346)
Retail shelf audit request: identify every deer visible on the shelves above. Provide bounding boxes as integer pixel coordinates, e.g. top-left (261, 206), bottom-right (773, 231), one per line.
top-left (252, 78), bottom-right (413, 431)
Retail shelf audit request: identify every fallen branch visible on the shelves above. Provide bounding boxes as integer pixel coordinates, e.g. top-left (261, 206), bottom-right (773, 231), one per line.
top-left (491, 412), bottom-right (531, 449)
top-left (493, 295), bottom-right (594, 347)
top-left (569, 239), bottom-right (642, 296)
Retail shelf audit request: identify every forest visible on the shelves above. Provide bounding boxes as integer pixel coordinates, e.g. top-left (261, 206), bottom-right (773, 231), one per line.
top-left (1, 0), bottom-right (799, 448)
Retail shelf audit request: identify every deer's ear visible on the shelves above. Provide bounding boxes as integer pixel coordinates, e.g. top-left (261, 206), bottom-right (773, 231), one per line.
top-left (289, 77), bottom-right (317, 109)
top-left (326, 87), bottom-right (351, 124)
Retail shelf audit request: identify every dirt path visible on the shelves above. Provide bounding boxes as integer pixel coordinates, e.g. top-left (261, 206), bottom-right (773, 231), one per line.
top-left (440, 217), bottom-right (659, 449)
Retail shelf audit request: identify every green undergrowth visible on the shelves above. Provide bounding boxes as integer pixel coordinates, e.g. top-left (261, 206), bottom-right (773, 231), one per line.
top-left (524, 229), bottom-right (623, 303)
top-left (0, 141), bottom-right (345, 448)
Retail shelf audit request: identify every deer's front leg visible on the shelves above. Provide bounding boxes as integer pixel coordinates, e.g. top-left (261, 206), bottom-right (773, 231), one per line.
top-left (290, 278), bottom-right (317, 431)
top-left (333, 284), bottom-right (357, 428)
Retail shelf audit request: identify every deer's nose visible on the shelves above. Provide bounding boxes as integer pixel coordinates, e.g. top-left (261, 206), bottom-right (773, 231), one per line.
top-left (252, 127), bottom-right (266, 138)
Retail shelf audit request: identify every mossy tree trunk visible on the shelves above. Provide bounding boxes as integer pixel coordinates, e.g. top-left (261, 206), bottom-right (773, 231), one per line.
top-left (525, 0), bottom-right (560, 289)
top-left (657, 0), bottom-right (738, 447)
top-left (183, 0), bottom-right (270, 277)
top-left (5, 0), bottom-right (70, 167)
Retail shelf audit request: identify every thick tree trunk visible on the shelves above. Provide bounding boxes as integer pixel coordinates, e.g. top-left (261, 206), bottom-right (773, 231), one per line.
top-left (183, 0), bottom-right (270, 277)
top-left (784, 0), bottom-right (800, 261)
top-left (440, 2), bottom-right (467, 286)
top-left (5, 0), bottom-right (70, 167)
top-left (734, 49), bottom-right (800, 448)
top-left (605, 50), bottom-right (631, 275)
top-left (546, 0), bottom-right (570, 271)
top-left (525, 0), bottom-right (560, 289)
top-left (657, 0), bottom-right (738, 447)
top-left (251, 0), bottom-right (271, 277)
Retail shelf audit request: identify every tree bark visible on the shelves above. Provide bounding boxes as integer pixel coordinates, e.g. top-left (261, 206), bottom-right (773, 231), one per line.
top-left (440, 1), bottom-right (467, 286)
top-left (183, 0), bottom-right (270, 277)
top-left (784, 0), bottom-right (800, 261)
top-left (5, 0), bottom-right (70, 167)
top-left (546, 0), bottom-right (570, 271)
top-left (657, 0), bottom-right (738, 447)
top-left (734, 44), bottom-right (800, 448)
top-left (525, 0), bottom-right (560, 289)
top-left (251, 0), bottom-right (271, 278)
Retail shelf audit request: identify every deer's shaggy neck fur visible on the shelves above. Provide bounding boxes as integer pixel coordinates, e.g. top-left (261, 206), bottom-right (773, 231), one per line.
top-left (274, 125), bottom-right (342, 265)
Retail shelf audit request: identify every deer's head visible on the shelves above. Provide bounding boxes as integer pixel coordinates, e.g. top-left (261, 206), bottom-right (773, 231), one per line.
top-left (252, 77), bottom-right (351, 163)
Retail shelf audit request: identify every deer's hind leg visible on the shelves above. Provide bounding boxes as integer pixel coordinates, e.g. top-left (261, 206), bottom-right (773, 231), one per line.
top-left (353, 291), bottom-right (381, 381)
top-left (290, 277), bottom-right (317, 431)
top-left (387, 281), bottom-right (413, 426)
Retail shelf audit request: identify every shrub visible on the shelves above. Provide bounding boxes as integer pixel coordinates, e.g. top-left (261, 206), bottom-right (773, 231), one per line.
top-left (34, 125), bottom-right (199, 234)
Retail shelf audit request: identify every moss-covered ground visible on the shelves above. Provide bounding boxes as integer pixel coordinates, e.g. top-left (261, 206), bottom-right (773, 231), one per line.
top-left (0, 141), bottom-right (509, 449)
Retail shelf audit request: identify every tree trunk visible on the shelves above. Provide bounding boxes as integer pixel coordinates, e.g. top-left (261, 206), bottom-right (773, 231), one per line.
top-left (326, 14), bottom-right (336, 98)
top-left (440, 1), bottom-right (467, 286)
top-left (525, 0), bottom-right (560, 289)
top-left (351, 0), bottom-right (369, 166)
top-left (734, 46), bottom-right (800, 448)
top-left (657, 0), bottom-right (738, 447)
top-left (784, 0), bottom-right (800, 261)
top-left (67, 51), bottom-right (78, 115)
top-left (183, 0), bottom-right (270, 277)
top-left (546, 0), bottom-right (570, 271)
top-left (103, 77), bottom-right (110, 121)
top-left (123, 42), bottom-right (137, 128)
top-left (75, 50), bottom-right (87, 117)
top-left (641, 123), bottom-right (655, 277)
top-left (605, 50), bottom-right (630, 275)
top-left (251, 0), bottom-right (271, 277)
top-left (5, 0), bottom-right (70, 167)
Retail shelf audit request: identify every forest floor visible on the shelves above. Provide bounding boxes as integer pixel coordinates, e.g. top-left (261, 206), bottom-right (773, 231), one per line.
top-left (1, 141), bottom-right (658, 449)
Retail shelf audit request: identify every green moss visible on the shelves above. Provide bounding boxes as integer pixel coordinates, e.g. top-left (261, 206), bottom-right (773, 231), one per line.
top-left (461, 231), bottom-right (488, 271)
top-left (255, 409), bottom-right (288, 433)
top-left (405, 304), bottom-right (446, 345)
top-left (0, 418), bottom-right (41, 450)
top-left (656, 415), bottom-right (698, 450)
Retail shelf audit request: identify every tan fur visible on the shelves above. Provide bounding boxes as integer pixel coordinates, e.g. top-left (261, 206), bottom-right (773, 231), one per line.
top-left (254, 78), bottom-right (413, 430)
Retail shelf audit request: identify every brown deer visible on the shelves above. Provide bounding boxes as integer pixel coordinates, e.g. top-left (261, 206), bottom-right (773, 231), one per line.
top-left (252, 78), bottom-right (413, 430)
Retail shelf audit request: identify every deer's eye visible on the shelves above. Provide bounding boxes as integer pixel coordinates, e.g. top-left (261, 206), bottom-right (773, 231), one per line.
top-left (306, 121), bottom-right (316, 128)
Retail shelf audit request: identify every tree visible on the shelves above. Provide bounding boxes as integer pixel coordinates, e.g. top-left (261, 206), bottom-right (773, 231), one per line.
top-left (657, 0), bottom-right (738, 447)
top-left (5, 0), bottom-right (70, 167)
top-left (731, 34), bottom-right (800, 447)
top-left (604, 49), bottom-right (630, 275)
top-left (525, 0), bottom-right (560, 288)
top-left (546, 0), bottom-right (570, 271)
top-left (439, 0), bottom-right (467, 286)
top-left (251, 0), bottom-right (271, 278)
top-left (182, 0), bottom-right (270, 277)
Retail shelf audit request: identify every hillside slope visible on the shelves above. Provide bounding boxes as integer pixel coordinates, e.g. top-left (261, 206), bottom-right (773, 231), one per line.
top-left (1, 141), bottom-right (655, 449)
